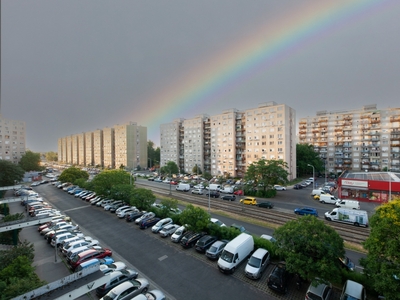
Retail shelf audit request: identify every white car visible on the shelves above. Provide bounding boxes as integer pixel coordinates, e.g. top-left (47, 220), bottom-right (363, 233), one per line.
top-left (274, 185), bottom-right (286, 191)
top-left (210, 218), bottom-right (226, 227)
top-left (191, 189), bottom-right (203, 195)
top-left (117, 207), bottom-right (137, 219)
top-left (99, 261), bottom-right (127, 274)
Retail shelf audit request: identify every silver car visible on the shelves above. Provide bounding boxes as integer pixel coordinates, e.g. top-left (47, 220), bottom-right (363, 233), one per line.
top-left (159, 224), bottom-right (180, 237)
top-left (245, 248), bottom-right (270, 279)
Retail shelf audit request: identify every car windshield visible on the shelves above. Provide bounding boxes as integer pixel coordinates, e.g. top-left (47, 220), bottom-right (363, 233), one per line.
top-left (248, 256), bottom-right (261, 268)
top-left (220, 250), bottom-right (234, 263)
top-left (306, 291), bottom-right (323, 300)
top-left (208, 246), bottom-right (217, 252)
top-left (342, 295), bottom-right (359, 300)
top-left (103, 291), bottom-right (118, 300)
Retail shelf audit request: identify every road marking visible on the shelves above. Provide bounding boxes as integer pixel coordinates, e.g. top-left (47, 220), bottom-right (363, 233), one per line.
top-left (158, 255), bottom-right (168, 261)
top-left (64, 206), bottom-right (91, 212)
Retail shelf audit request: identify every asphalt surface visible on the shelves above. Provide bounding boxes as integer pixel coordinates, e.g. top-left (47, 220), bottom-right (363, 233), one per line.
top-left (7, 180), bottom-right (379, 299)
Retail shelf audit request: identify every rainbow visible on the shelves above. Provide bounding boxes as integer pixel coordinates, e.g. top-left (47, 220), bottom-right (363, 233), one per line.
top-left (131, 0), bottom-right (395, 142)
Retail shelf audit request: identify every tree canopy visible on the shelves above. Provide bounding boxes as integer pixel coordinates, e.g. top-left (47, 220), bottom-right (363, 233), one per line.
top-left (192, 164), bottom-right (202, 175)
top-left (160, 161), bottom-right (179, 176)
top-left (296, 144), bottom-right (324, 177)
top-left (130, 188), bottom-right (156, 210)
top-left (274, 216), bottom-right (345, 283)
top-left (361, 200), bottom-right (400, 300)
top-left (45, 151), bottom-right (58, 162)
top-left (58, 166), bottom-right (89, 184)
top-left (0, 160), bottom-right (25, 187)
top-left (18, 150), bottom-right (43, 172)
top-left (147, 141), bottom-right (160, 169)
top-left (90, 169), bottom-right (132, 196)
top-left (244, 159), bottom-right (289, 191)
top-left (178, 204), bottom-right (210, 232)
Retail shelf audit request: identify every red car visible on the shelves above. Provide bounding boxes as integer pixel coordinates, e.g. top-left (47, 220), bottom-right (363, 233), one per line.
top-left (170, 181), bottom-right (178, 185)
top-left (234, 190), bottom-right (244, 196)
top-left (69, 248), bottom-right (112, 271)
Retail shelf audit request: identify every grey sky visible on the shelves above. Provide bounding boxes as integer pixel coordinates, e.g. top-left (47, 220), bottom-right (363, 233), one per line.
top-left (2, 0), bottom-right (400, 152)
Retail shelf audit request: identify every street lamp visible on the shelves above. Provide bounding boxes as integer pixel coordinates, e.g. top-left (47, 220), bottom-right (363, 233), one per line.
top-left (307, 164), bottom-right (315, 190)
top-left (208, 178), bottom-right (212, 214)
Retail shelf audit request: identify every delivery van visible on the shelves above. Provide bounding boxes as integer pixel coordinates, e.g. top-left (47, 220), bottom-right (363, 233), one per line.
top-left (176, 183), bottom-right (190, 192)
top-left (324, 208), bottom-right (368, 227)
top-left (311, 189), bottom-right (330, 197)
top-left (74, 258), bottom-right (101, 273)
top-left (220, 186), bottom-right (234, 194)
top-left (218, 233), bottom-right (254, 274)
top-left (335, 199), bottom-right (360, 210)
top-left (319, 194), bottom-right (339, 204)
top-left (208, 184), bottom-right (221, 191)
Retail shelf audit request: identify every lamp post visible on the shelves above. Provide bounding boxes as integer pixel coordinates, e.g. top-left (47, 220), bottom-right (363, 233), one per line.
top-left (208, 178), bottom-right (211, 214)
top-left (308, 164), bottom-right (315, 190)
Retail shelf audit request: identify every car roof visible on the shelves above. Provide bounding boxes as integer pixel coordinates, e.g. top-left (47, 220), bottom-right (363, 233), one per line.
top-left (344, 280), bottom-right (364, 298)
top-left (109, 280), bottom-right (133, 293)
top-left (252, 248), bottom-right (269, 258)
top-left (308, 281), bottom-right (329, 296)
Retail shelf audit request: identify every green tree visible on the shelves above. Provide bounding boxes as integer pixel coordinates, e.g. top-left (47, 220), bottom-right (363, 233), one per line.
top-left (130, 188), bottom-right (156, 210)
top-left (90, 169), bottom-right (132, 196)
top-left (178, 204), bottom-right (210, 232)
top-left (147, 141), bottom-right (160, 169)
top-left (0, 160), bottom-right (25, 187)
top-left (160, 161), bottom-right (179, 176)
top-left (109, 184), bottom-right (135, 203)
top-left (361, 200), bottom-right (400, 300)
top-left (274, 216), bottom-right (344, 283)
top-left (58, 167), bottom-right (89, 184)
top-left (244, 159), bottom-right (289, 193)
top-left (296, 144), bottom-right (324, 177)
top-left (202, 172), bottom-right (212, 180)
top-left (18, 150), bottom-right (43, 172)
top-left (192, 164), bottom-right (202, 175)
top-left (45, 151), bottom-right (58, 162)
top-left (159, 198), bottom-right (179, 217)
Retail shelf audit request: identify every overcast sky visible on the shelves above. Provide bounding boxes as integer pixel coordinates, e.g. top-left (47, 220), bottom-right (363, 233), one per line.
top-left (2, 0), bottom-right (400, 152)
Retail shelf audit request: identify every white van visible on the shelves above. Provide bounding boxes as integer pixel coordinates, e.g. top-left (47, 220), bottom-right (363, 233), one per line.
top-left (218, 233), bottom-right (254, 274)
top-left (208, 184), bottom-right (221, 191)
top-left (319, 194), bottom-right (339, 204)
top-left (51, 232), bottom-right (75, 247)
top-left (335, 199), bottom-right (360, 210)
top-left (176, 183), bottom-right (190, 192)
top-left (220, 186), bottom-right (234, 194)
top-left (311, 189), bottom-right (330, 197)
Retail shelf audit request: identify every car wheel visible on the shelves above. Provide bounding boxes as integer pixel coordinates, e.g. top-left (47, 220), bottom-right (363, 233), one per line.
top-left (321, 201), bottom-right (325, 204)
top-left (232, 267), bottom-right (236, 273)
top-left (143, 287), bottom-right (148, 293)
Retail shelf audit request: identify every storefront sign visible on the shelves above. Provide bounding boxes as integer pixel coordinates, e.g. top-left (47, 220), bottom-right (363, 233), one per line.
top-left (342, 179), bottom-right (368, 188)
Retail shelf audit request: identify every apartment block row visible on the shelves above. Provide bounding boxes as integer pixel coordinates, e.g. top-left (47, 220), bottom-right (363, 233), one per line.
top-left (0, 116), bottom-right (26, 164)
top-left (298, 104), bottom-right (400, 173)
top-left (160, 102), bottom-right (297, 180)
top-left (58, 122), bottom-right (147, 170)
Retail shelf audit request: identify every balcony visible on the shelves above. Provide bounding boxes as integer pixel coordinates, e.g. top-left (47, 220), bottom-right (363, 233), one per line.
top-left (390, 116), bottom-right (400, 122)
top-left (371, 119), bottom-right (380, 124)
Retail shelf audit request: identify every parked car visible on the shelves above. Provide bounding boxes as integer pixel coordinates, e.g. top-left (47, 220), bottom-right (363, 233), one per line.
top-left (245, 248), bottom-right (270, 279)
top-left (210, 218), bottom-right (226, 227)
top-left (305, 279), bottom-right (332, 300)
top-left (294, 207), bottom-right (319, 217)
top-left (195, 235), bottom-right (217, 253)
top-left (151, 218), bottom-right (173, 233)
top-left (126, 211), bottom-right (144, 222)
top-left (221, 195), bottom-right (236, 201)
top-left (257, 201), bottom-right (274, 209)
top-left (267, 261), bottom-right (292, 294)
top-left (233, 189), bottom-right (244, 196)
top-left (139, 217), bottom-right (161, 229)
top-left (99, 261), bottom-right (127, 274)
top-left (205, 240), bottom-right (229, 260)
top-left (191, 189), bottom-right (203, 195)
top-left (260, 234), bottom-right (277, 243)
top-left (293, 184), bottom-right (303, 189)
top-left (274, 185), bottom-right (286, 191)
top-left (131, 289), bottom-right (165, 300)
top-left (171, 225), bottom-right (186, 243)
top-left (339, 256), bottom-right (355, 271)
top-left (69, 248), bottom-right (113, 271)
top-left (95, 269), bottom-right (139, 297)
top-left (99, 278), bottom-right (149, 300)
top-left (340, 280), bottom-right (366, 300)
top-left (117, 207), bottom-right (137, 219)
top-left (180, 232), bottom-right (206, 249)
top-left (135, 212), bottom-right (156, 225)
top-left (159, 224), bottom-right (180, 237)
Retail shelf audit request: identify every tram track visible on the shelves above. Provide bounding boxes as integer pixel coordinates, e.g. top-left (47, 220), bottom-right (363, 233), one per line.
top-left (137, 182), bottom-right (370, 245)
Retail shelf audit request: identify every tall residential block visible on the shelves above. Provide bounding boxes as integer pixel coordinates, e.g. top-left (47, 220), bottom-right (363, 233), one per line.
top-left (298, 104), bottom-right (400, 173)
top-left (160, 102), bottom-right (296, 180)
top-left (57, 122), bottom-right (147, 170)
top-left (0, 117), bottom-right (26, 163)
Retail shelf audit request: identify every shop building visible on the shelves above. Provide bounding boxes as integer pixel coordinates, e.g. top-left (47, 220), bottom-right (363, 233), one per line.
top-left (338, 171), bottom-right (400, 203)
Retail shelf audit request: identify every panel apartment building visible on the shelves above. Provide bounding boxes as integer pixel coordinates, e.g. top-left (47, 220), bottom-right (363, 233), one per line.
top-left (298, 104), bottom-right (400, 173)
top-left (160, 102), bottom-right (297, 180)
top-left (58, 122), bottom-right (147, 170)
top-left (0, 116), bottom-right (26, 163)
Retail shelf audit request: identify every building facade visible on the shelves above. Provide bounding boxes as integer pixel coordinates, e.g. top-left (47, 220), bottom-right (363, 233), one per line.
top-left (160, 102), bottom-right (296, 180)
top-left (298, 104), bottom-right (400, 174)
top-left (0, 117), bottom-right (26, 163)
top-left (57, 122), bottom-right (147, 170)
